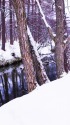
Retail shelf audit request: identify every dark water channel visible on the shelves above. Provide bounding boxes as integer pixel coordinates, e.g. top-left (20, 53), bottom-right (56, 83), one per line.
top-left (0, 61), bottom-right (57, 107)
top-left (0, 62), bottom-right (28, 106)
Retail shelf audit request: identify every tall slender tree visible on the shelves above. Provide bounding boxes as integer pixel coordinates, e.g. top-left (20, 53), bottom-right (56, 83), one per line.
top-left (9, 0), bottom-right (13, 45)
top-left (55, 0), bottom-right (65, 78)
top-left (0, 0), bottom-right (1, 40)
top-left (11, 0), bottom-right (37, 92)
top-left (1, 0), bottom-right (6, 50)
top-left (63, 0), bottom-right (67, 37)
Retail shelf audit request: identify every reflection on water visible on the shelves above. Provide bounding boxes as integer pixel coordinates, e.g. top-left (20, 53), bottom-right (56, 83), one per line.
top-left (0, 61), bottom-right (57, 106)
top-left (46, 61), bottom-right (57, 81)
top-left (0, 63), bottom-right (28, 106)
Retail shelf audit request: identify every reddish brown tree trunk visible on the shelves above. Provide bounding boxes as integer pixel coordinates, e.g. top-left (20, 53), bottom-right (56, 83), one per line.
top-left (11, 0), bottom-right (37, 92)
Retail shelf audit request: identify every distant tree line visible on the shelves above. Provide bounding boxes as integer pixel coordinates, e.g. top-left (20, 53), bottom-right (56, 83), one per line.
top-left (0, 0), bottom-right (19, 50)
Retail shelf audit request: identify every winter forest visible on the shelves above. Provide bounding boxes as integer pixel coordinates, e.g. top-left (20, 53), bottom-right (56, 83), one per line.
top-left (0, 0), bottom-right (70, 123)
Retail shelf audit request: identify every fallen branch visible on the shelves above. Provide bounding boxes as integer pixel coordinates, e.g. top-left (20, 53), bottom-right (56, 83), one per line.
top-left (27, 26), bottom-right (50, 85)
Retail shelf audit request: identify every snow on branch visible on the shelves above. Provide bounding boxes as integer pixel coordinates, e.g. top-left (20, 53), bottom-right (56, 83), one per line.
top-left (27, 25), bottom-right (44, 67)
top-left (35, 0), bottom-right (56, 41)
top-left (27, 26), bottom-right (50, 83)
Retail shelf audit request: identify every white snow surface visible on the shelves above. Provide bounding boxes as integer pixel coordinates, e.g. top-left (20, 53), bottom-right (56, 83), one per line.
top-left (0, 35), bottom-right (51, 66)
top-left (0, 40), bottom-right (21, 66)
top-left (65, 0), bottom-right (70, 16)
top-left (0, 73), bottom-right (70, 125)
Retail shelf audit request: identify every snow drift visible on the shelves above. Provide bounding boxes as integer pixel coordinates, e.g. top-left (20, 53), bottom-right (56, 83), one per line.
top-left (0, 73), bottom-right (70, 125)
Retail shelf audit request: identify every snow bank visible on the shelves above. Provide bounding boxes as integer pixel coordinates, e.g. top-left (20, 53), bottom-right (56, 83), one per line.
top-left (0, 73), bottom-right (70, 125)
top-left (0, 41), bottom-right (21, 66)
top-left (0, 38), bottom-right (52, 66)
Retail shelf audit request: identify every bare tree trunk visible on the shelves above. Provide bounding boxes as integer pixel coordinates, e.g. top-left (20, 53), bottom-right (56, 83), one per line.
top-left (9, 1), bottom-right (13, 45)
top-left (11, 0), bottom-right (37, 92)
top-left (27, 27), bottom-right (49, 85)
top-left (55, 0), bottom-right (65, 78)
top-left (63, 0), bottom-right (67, 38)
top-left (1, 0), bottom-right (6, 50)
top-left (0, 0), bottom-right (1, 40)
top-left (64, 36), bottom-right (70, 73)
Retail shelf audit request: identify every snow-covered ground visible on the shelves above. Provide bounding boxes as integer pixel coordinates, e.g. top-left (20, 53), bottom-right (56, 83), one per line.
top-left (0, 40), bottom-right (21, 66)
top-left (0, 73), bottom-right (70, 125)
top-left (0, 39), bottom-right (52, 66)
top-left (65, 0), bottom-right (70, 16)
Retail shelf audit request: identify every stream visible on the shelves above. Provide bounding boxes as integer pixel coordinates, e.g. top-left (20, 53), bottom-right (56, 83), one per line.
top-left (0, 62), bottom-right (28, 106)
top-left (0, 60), bottom-right (57, 107)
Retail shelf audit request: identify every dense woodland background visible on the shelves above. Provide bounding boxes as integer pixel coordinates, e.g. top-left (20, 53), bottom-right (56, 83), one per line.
top-left (0, 0), bottom-right (70, 92)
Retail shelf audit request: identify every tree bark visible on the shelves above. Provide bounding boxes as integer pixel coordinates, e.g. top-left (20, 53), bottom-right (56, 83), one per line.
top-left (11, 0), bottom-right (37, 92)
top-left (9, 1), bottom-right (13, 45)
top-left (1, 0), bottom-right (6, 50)
top-left (64, 36), bottom-right (70, 73)
top-left (55, 0), bottom-right (65, 78)
top-left (0, 0), bottom-right (1, 40)
top-left (27, 27), bottom-right (49, 85)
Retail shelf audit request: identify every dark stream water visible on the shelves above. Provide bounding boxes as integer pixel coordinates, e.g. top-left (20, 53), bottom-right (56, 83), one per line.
top-left (0, 62), bottom-right (28, 106)
top-left (0, 61), bottom-right (57, 107)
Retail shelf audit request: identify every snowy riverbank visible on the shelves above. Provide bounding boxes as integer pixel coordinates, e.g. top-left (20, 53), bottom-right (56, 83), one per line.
top-left (0, 39), bottom-right (52, 67)
top-left (0, 40), bottom-right (21, 67)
